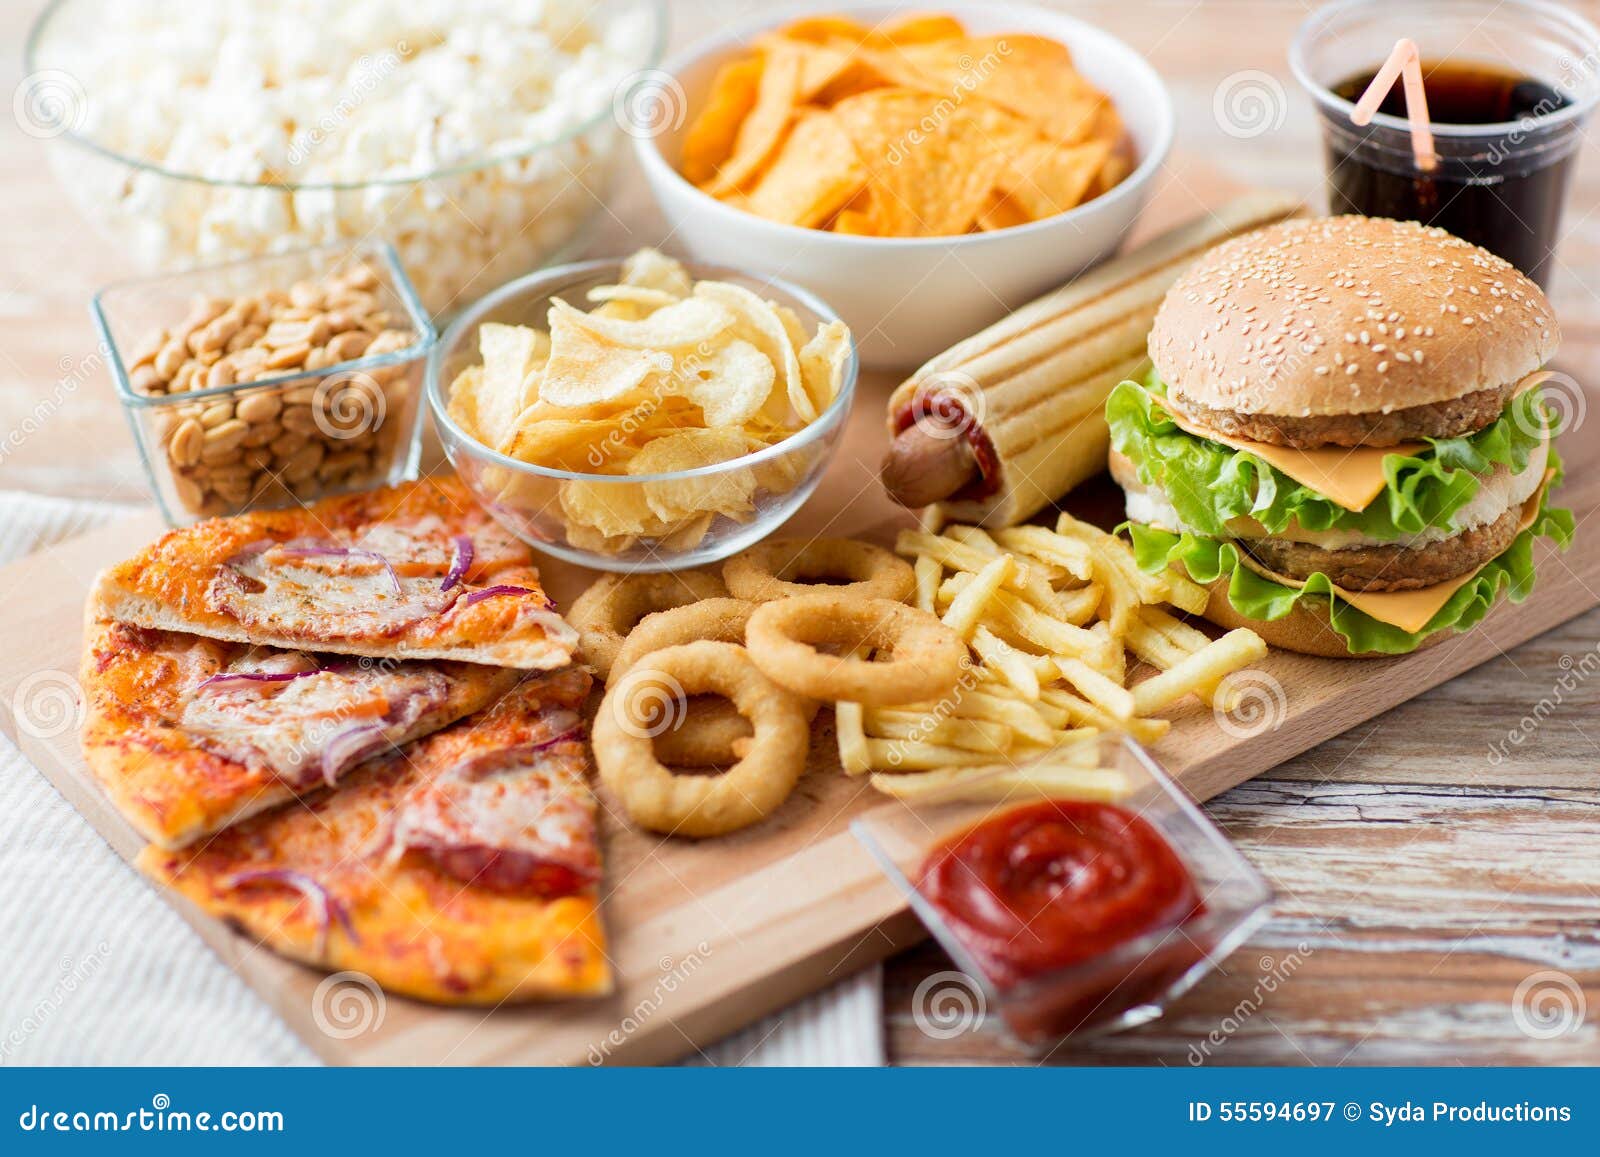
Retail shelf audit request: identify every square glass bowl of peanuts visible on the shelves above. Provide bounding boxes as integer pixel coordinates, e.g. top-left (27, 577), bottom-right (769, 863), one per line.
top-left (95, 241), bottom-right (435, 523)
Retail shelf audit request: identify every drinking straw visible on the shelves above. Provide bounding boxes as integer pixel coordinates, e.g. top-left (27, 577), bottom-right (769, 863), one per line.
top-left (1348, 38), bottom-right (1438, 172)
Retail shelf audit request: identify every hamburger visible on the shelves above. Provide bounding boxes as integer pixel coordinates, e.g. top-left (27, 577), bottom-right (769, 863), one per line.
top-left (1106, 215), bottom-right (1573, 657)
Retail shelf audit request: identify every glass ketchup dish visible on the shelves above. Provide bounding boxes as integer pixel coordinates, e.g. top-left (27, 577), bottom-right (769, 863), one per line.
top-left (852, 734), bottom-right (1273, 1051)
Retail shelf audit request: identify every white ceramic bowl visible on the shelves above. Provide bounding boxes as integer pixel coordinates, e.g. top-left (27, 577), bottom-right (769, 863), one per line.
top-left (634, 2), bottom-right (1173, 369)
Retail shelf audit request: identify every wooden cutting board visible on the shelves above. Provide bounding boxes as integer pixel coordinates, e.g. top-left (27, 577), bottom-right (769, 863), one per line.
top-left (4, 170), bottom-right (1598, 1065)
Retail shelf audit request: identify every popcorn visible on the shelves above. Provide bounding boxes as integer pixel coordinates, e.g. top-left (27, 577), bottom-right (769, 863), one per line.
top-left (35, 0), bottom-right (658, 311)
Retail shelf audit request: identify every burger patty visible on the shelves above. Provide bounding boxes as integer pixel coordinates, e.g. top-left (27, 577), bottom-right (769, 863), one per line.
top-left (1243, 502), bottom-right (1524, 591)
top-left (1167, 376), bottom-right (1520, 448)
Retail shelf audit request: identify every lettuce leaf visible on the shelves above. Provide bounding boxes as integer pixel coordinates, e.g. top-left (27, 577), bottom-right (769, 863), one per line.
top-left (1125, 480), bottom-right (1574, 655)
top-left (1105, 368), bottom-right (1550, 542)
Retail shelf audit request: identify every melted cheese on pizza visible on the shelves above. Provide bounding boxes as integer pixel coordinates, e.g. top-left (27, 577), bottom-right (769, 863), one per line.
top-left (390, 713), bottom-right (599, 895)
top-left (180, 658), bottom-right (453, 789)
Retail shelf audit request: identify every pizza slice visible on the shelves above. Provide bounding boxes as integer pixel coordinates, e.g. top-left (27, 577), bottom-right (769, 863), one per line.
top-left (91, 477), bottom-right (577, 669)
top-left (140, 668), bottom-right (611, 1004)
top-left (80, 611), bottom-right (523, 849)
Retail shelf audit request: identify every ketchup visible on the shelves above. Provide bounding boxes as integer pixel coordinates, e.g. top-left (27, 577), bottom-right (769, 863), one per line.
top-left (919, 800), bottom-right (1205, 1039)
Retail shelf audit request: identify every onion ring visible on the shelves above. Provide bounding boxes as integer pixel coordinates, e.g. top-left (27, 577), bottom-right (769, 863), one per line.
top-left (593, 641), bottom-right (811, 838)
top-left (568, 570), bottom-right (727, 680)
top-left (723, 538), bottom-right (915, 604)
top-left (608, 598), bottom-right (817, 766)
top-left (746, 594), bottom-right (967, 706)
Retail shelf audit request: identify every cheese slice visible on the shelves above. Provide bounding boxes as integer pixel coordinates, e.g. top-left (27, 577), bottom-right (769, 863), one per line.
top-left (1159, 371), bottom-right (1551, 513)
top-left (1237, 472), bottom-right (1553, 633)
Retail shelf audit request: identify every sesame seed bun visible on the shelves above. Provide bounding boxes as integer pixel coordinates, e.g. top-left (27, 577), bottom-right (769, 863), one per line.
top-left (1148, 216), bottom-right (1557, 422)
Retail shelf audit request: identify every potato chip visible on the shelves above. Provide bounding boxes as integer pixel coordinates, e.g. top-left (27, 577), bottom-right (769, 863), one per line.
top-left (559, 477), bottom-right (661, 538)
top-left (693, 281), bottom-right (811, 422)
top-left (447, 365), bottom-right (482, 434)
top-left (997, 137), bottom-right (1114, 221)
top-left (658, 513), bottom-right (716, 553)
top-left (620, 248), bottom-right (694, 298)
top-left (555, 295), bottom-right (734, 350)
top-left (797, 320), bottom-right (851, 414)
top-left (832, 89), bottom-right (1010, 237)
top-left (586, 284), bottom-right (681, 311)
top-left (506, 417), bottom-right (623, 472)
top-left (743, 109), bottom-right (868, 229)
top-left (703, 43), bottom-right (803, 196)
top-left (771, 302), bottom-right (809, 354)
top-left (627, 429), bottom-right (757, 523)
top-left (541, 304), bottom-right (673, 408)
top-left (476, 323), bottom-right (547, 450)
top-left (669, 337), bottom-right (775, 427)
top-left (451, 249), bottom-right (851, 556)
top-left (681, 56), bottom-right (765, 186)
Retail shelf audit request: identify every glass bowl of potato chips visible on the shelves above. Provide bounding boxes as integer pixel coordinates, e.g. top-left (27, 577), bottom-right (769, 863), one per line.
top-left (428, 250), bottom-right (857, 571)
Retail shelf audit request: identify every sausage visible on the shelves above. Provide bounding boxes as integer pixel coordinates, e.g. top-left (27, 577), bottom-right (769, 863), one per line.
top-left (880, 423), bottom-right (977, 508)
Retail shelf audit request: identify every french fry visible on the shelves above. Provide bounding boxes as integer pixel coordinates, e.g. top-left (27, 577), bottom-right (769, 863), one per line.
top-left (1130, 629), bottom-right (1268, 715)
top-left (913, 553), bottom-right (941, 614)
top-left (971, 626), bottom-right (1041, 700)
top-left (941, 554), bottom-right (1015, 639)
top-left (864, 738), bottom-right (996, 771)
top-left (836, 700), bottom-right (871, 776)
top-left (1055, 657), bottom-right (1136, 721)
top-left (896, 529), bottom-right (1062, 593)
top-left (865, 710), bottom-right (1016, 755)
top-left (1163, 569), bottom-right (1211, 615)
top-left (991, 525), bottom-right (1095, 582)
top-left (1089, 621), bottom-right (1126, 684)
top-left (869, 763), bottom-right (1130, 804)
top-left (1125, 608), bottom-right (1234, 709)
top-left (1039, 686), bottom-right (1170, 744)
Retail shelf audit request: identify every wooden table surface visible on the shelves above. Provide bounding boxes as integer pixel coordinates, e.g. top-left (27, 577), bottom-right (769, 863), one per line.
top-left (3, 1), bottom-right (1598, 1065)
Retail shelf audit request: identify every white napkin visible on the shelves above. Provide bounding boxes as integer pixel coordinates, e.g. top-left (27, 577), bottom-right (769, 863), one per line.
top-left (0, 490), bottom-right (883, 1066)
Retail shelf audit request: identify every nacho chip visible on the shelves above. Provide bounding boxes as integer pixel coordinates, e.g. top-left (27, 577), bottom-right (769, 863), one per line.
top-left (900, 35), bottom-right (1107, 144)
top-left (681, 56), bottom-right (765, 186)
top-left (743, 109), bottom-right (868, 228)
top-left (831, 89), bottom-right (1010, 237)
top-left (997, 137), bottom-right (1115, 221)
top-left (974, 191), bottom-right (1032, 232)
top-left (831, 207), bottom-right (877, 235)
top-left (703, 43), bottom-right (804, 196)
top-left (873, 14), bottom-right (966, 46)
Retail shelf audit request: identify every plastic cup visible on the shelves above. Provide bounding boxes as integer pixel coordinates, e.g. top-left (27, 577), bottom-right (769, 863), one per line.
top-left (1290, 0), bottom-right (1600, 287)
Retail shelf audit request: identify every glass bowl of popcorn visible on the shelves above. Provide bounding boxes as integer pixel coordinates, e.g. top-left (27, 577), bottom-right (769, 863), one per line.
top-left (427, 250), bottom-right (858, 572)
top-left (24, 0), bottom-right (666, 316)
